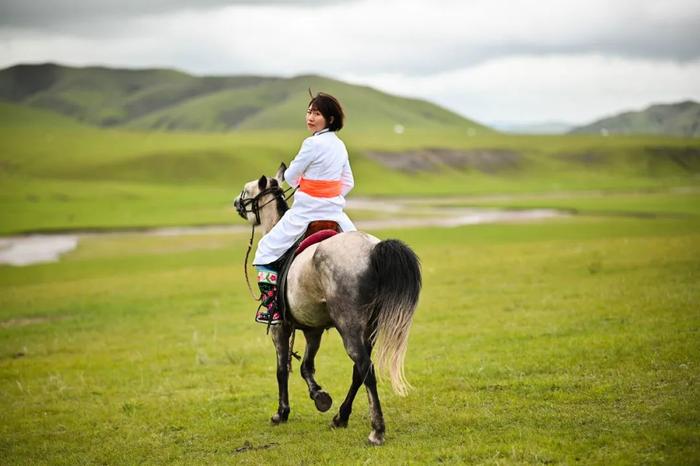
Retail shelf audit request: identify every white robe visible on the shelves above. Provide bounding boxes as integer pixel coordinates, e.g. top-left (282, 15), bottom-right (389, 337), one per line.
top-left (253, 129), bottom-right (357, 265)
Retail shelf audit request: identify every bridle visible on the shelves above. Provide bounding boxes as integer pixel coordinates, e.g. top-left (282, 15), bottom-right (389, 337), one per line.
top-left (235, 185), bottom-right (293, 226)
top-left (236, 184), bottom-right (297, 300)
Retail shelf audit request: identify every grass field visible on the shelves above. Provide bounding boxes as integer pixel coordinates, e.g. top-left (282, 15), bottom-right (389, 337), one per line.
top-left (1, 209), bottom-right (698, 464)
top-left (1, 99), bottom-right (699, 463)
top-left (2, 102), bottom-right (699, 235)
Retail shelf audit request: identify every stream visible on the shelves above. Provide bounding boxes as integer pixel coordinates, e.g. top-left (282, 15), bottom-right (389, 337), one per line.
top-left (0, 200), bottom-right (565, 266)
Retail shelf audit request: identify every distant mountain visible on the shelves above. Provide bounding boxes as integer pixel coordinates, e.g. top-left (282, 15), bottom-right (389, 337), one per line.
top-left (0, 63), bottom-right (489, 133)
top-left (489, 121), bottom-right (574, 134)
top-left (570, 100), bottom-right (700, 137)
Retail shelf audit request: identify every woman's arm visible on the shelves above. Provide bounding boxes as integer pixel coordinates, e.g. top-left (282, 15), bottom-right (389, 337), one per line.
top-left (340, 158), bottom-right (354, 196)
top-left (284, 138), bottom-right (315, 187)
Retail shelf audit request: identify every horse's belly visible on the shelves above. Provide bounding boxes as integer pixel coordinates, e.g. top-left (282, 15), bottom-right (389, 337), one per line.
top-left (289, 299), bottom-right (331, 328)
top-left (287, 246), bottom-right (332, 328)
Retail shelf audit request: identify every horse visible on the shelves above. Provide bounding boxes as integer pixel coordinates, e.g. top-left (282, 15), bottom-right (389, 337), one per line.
top-left (233, 163), bottom-right (422, 445)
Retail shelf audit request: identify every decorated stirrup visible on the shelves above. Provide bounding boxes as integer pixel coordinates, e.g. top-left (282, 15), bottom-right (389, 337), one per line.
top-left (255, 266), bottom-right (282, 325)
top-left (255, 304), bottom-right (282, 325)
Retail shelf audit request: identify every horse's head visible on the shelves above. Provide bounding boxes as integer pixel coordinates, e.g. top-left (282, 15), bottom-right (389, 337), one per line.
top-left (233, 162), bottom-right (288, 229)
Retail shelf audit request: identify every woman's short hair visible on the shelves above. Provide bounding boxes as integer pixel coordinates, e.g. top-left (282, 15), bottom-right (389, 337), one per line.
top-left (308, 92), bottom-right (344, 131)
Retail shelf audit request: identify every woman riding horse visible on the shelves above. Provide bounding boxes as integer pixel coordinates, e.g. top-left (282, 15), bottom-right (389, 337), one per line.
top-left (234, 92), bottom-right (421, 445)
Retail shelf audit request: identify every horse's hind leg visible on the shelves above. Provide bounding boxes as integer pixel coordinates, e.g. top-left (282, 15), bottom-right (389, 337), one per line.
top-left (334, 332), bottom-right (385, 445)
top-left (362, 355), bottom-right (385, 445)
top-left (270, 323), bottom-right (292, 424)
top-left (301, 328), bottom-right (332, 412)
top-left (331, 362), bottom-right (363, 428)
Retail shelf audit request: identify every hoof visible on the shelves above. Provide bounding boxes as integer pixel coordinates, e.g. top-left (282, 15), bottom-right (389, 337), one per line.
top-left (330, 414), bottom-right (348, 429)
top-left (368, 430), bottom-right (385, 446)
top-left (271, 412), bottom-right (288, 424)
top-left (313, 391), bottom-right (332, 412)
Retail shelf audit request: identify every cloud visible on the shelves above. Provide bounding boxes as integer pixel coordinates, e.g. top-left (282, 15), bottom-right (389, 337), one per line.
top-left (0, 0), bottom-right (353, 27)
top-left (1, 0), bottom-right (699, 123)
top-left (2, 0), bottom-right (700, 68)
top-left (345, 55), bottom-right (700, 124)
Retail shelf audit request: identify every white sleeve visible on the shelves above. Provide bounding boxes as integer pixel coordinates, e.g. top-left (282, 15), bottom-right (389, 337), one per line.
top-left (284, 138), bottom-right (315, 188)
top-left (340, 158), bottom-right (354, 196)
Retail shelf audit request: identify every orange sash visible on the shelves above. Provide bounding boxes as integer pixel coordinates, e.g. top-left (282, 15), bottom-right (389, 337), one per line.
top-left (299, 177), bottom-right (342, 197)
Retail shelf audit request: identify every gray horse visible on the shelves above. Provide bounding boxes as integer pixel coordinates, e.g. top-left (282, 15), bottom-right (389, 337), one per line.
top-left (234, 164), bottom-right (421, 445)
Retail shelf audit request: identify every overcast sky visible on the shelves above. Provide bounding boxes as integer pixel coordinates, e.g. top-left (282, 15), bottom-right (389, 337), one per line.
top-left (1, 0), bottom-right (699, 125)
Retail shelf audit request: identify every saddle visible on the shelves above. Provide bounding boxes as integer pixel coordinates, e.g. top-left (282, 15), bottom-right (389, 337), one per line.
top-left (276, 220), bottom-right (341, 326)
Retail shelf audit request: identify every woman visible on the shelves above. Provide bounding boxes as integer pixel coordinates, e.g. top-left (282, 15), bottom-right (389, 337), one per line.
top-left (253, 92), bottom-right (356, 325)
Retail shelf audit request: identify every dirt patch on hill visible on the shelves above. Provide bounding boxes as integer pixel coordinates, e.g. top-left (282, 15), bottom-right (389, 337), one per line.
top-left (0, 160), bottom-right (18, 173)
top-left (646, 146), bottom-right (700, 171)
top-left (365, 148), bottom-right (522, 173)
top-left (0, 315), bottom-right (65, 329)
top-left (555, 151), bottom-right (608, 166)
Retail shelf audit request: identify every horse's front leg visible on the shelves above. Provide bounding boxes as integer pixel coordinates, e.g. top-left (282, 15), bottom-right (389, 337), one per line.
top-left (270, 323), bottom-right (292, 424)
top-left (301, 328), bottom-right (332, 412)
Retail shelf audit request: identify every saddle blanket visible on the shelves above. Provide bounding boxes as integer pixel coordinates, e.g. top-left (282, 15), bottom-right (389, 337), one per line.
top-left (295, 229), bottom-right (339, 257)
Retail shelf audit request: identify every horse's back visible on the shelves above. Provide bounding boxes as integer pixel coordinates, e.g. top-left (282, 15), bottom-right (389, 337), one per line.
top-left (287, 231), bottom-right (379, 328)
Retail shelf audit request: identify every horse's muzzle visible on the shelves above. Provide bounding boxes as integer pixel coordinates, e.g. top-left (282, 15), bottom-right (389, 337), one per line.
top-left (233, 197), bottom-right (247, 220)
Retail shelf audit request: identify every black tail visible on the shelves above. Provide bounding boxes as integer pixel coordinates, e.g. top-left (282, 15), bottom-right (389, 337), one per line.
top-left (364, 239), bottom-right (422, 396)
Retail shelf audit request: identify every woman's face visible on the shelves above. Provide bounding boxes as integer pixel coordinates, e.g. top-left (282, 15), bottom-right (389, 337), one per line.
top-left (306, 106), bottom-right (327, 133)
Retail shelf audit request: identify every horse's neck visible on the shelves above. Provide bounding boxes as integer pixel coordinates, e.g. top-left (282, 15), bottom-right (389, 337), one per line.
top-left (260, 202), bottom-right (281, 234)
top-left (260, 217), bottom-right (278, 234)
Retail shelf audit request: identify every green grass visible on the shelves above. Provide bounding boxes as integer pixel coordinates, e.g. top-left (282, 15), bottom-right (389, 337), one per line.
top-left (1, 210), bottom-right (699, 464)
top-left (416, 189), bottom-right (700, 217)
top-left (2, 70), bottom-right (699, 464)
top-left (2, 102), bottom-right (699, 235)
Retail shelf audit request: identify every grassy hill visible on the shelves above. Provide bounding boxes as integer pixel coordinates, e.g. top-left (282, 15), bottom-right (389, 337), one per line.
top-left (1, 101), bottom-right (699, 234)
top-left (0, 63), bottom-right (487, 134)
top-left (570, 100), bottom-right (700, 137)
top-left (0, 63), bottom-right (276, 128)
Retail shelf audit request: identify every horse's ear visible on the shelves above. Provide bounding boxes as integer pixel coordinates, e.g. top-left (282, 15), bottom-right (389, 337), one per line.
top-left (258, 175), bottom-right (267, 191)
top-left (275, 162), bottom-right (287, 185)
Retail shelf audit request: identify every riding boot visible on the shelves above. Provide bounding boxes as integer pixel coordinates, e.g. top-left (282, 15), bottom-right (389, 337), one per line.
top-left (255, 265), bottom-right (282, 325)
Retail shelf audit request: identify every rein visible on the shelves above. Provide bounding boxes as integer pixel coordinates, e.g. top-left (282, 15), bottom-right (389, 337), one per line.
top-left (243, 223), bottom-right (259, 300)
top-left (240, 185), bottom-right (297, 301)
